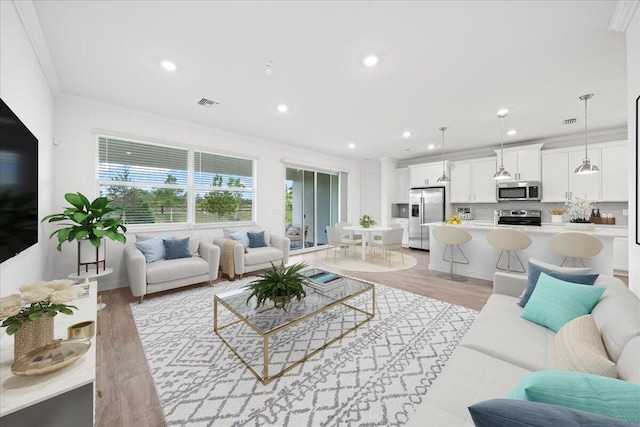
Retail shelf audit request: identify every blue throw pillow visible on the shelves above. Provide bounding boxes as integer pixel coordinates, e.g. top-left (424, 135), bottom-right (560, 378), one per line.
top-left (506, 371), bottom-right (640, 424)
top-left (469, 399), bottom-right (638, 427)
top-left (135, 234), bottom-right (166, 263)
top-left (228, 230), bottom-right (250, 247)
top-left (247, 231), bottom-right (267, 248)
top-left (163, 237), bottom-right (192, 260)
top-left (518, 260), bottom-right (598, 307)
top-left (520, 273), bottom-right (604, 332)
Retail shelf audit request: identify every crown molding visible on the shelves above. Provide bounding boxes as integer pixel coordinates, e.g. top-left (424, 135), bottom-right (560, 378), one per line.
top-left (609, 0), bottom-right (639, 32)
top-left (12, 0), bottom-right (62, 96)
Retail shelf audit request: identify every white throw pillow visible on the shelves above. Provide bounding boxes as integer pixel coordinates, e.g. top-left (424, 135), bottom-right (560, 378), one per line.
top-left (555, 314), bottom-right (617, 378)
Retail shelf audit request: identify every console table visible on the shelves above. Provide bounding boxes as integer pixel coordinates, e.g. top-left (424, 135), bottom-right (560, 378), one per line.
top-left (0, 282), bottom-right (97, 426)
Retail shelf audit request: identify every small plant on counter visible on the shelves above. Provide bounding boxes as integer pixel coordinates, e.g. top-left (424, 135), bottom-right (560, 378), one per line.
top-left (359, 215), bottom-right (376, 228)
top-left (565, 196), bottom-right (594, 223)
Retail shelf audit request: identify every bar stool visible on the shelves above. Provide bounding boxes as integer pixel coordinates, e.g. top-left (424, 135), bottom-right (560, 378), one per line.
top-left (486, 229), bottom-right (532, 273)
top-left (548, 232), bottom-right (603, 267)
top-left (432, 225), bottom-right (472, 282)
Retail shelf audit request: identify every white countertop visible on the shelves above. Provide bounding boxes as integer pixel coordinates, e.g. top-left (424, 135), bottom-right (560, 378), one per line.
top-left (421, 221), bottom-right (628, 238)
top-left (0, 282), bottom-right (97, 416)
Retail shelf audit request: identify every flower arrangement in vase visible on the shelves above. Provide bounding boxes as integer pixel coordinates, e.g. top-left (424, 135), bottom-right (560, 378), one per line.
top-left (359, 215), bottom-right (376, 228)
top-left (565, 196), bottom-right (594, 223)
top-left (0, 280), bottom-right (86, 358)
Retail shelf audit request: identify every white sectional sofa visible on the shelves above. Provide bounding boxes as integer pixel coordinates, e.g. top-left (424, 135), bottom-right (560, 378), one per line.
top-left (409, 272), bottom-right (640, 426)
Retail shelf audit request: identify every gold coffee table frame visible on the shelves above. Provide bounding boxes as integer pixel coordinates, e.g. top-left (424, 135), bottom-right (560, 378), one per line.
top-left (214, 272), bottom-right (375, 385)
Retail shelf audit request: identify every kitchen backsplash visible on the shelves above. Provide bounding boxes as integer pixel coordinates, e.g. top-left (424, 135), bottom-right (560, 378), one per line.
top-left (452, 201), bottom-right (629, 226)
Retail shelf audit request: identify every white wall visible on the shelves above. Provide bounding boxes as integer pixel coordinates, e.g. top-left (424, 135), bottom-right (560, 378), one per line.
top-left (0, 2), bottom-right (55, 296)
top-left (627, 8), bottom-right (639, 296)
top-left (50, 98), bottom-right (361, 290)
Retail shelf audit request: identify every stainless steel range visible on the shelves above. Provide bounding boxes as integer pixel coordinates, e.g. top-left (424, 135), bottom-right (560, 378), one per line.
top-left (497, 209), bottom-right (541, 227)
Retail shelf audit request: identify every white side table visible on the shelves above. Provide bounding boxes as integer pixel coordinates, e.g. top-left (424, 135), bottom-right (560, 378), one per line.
top-left (68, 268), bottom-right (113, 310)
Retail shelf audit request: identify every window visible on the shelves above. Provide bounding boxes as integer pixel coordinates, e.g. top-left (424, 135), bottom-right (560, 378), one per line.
top-left (194, 151), bottom-right (254, 223)
top-left (98, 136), bottom-right (255, 225)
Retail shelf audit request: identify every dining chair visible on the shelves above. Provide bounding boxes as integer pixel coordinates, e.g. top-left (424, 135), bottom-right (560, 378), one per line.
top-left (336, 222), bottom-right (362, 240)
top-left (326, 226), bottom-right (360, 263)
top-left (369, 228), bottom-right (404, 267)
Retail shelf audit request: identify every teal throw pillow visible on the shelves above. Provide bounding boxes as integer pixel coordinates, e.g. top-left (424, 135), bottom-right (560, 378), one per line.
top-left (520, 272), bottom-right (604, 332)
top-left (228, 230), bottom-right (250, 247)
top-left (507, 371), bottom-right (640, 424)
top-left (469, 399), bottom-right (639, 427)
top-left (247, 231), bottom-right (267, 248)
top-left (163, 237), bottom-right (192, 260)
top-left (134, 234), bottom-right (165, 263)
top-left (518, 260), bottom-right (598, 307)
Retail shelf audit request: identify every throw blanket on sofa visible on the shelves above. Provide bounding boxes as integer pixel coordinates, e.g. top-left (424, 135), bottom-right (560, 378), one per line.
top-left (222, 239), bottom-right (240, 279)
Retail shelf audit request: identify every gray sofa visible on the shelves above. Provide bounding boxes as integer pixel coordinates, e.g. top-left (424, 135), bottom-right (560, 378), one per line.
top-left (409, 272), bottom-right (640, 426)
top-left (213, 226), bottom-right (290, 279)
top-left (124, 232), bottom-right (220, 303)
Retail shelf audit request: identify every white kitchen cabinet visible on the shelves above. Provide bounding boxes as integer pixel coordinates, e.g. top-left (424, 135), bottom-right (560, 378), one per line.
top-left (496, 144), bottom-right (543, 182)
top-left (601, 143), bottom-right (628, 201)
top-left (395, 168), bottom-right (410, 203)
top-left (450, 157), bottom-right (497, 203)
top-left (409, 162), bottom-right (445, 187)
top-left (541, 147), bottom-right (600, 202)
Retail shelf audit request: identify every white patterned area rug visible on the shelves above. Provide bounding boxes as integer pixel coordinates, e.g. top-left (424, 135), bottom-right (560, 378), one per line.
top-left (130, 277), bottom-right (477, 427)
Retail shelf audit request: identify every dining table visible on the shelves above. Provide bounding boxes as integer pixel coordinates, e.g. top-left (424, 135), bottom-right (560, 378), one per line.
top-left (343, 225), bottom-right (392, 261)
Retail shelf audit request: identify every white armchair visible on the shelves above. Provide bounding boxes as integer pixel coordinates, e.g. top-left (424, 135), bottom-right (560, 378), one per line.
top-left (214, 227), bottom-right (290, 279)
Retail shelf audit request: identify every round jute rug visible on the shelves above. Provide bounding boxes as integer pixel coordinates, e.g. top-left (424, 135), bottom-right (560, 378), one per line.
top-left (315, 248), bottom-right (417, 272)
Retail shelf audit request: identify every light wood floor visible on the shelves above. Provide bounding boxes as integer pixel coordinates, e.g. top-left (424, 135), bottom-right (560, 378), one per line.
top-left (94, 248), bottom-right (628, 426)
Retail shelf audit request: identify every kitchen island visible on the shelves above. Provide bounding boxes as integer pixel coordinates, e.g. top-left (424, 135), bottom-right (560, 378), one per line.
top-left (423, 222), bottom-right (628, 281)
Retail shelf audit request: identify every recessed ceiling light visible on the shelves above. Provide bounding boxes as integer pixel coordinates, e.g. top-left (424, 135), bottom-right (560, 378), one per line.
top-left (427, 144), bottom-right (435, 150)
top-left (348, 142), bottom-right (356, 149)
top-left (277, 104), bottom-right (288, 113)
top-left (161, 60), bottom-right (176, 72)
top-left (497, 108), bottom-right (509, 116)
top-left (363, 54), bottom-right (379, 67)
top-left (402, 131), bottom-right (411, 138)
top-left (507, 129), bottom-right (517, 136)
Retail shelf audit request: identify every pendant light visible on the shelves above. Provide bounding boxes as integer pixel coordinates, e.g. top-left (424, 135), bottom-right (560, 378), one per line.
top-left (574, 94), bottom-right (599, 174)
top-left (436, 127), bottom-right (450, 184)
top-left (493, 109), bottom-right (511, 180)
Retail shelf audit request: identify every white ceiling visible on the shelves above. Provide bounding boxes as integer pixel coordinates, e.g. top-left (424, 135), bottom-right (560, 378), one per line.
top-left (32, 1), bottom-right (627, 161)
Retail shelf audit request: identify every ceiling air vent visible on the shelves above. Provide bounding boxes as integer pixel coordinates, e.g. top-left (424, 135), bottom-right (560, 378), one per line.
top-left (563, 118), bottom-right (577, 125)
top-left (197, 98), bottom-right (220, 108)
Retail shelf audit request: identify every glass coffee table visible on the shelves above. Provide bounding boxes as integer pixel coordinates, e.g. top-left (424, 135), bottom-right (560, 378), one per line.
top-left (214, 269), bottom-right (375, 385)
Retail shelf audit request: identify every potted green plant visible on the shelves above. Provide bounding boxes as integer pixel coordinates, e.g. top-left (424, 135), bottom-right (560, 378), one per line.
top-left (246, 262), bottom-right (313, 310)
top-left (359, 215), bottom-right (376, 228)
top-left (42, 192), bottom-right (127, 273)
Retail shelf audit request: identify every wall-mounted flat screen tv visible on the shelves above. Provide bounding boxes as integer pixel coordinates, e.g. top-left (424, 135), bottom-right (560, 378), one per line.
top-left (0, 98), bottom-right (39, 263)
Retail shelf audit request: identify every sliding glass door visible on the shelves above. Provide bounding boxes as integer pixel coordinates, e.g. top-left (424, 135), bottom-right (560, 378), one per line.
top-left (285, 167), bottom-right (339, 251)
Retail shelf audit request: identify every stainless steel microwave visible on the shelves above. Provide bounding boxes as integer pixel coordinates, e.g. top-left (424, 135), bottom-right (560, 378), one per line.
top-left (497, 181), bottom-right (541, 201)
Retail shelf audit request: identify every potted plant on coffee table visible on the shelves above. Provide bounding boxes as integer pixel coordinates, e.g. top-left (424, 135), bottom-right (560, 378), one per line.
top-left (42, 192), bottom-right (127, 274)
top-left (246, 262), bottom-right (313, 310)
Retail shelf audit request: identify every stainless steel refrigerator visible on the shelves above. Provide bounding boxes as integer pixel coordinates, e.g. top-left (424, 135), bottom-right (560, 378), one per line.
top-left (408, 187), bottom-right (445, 250)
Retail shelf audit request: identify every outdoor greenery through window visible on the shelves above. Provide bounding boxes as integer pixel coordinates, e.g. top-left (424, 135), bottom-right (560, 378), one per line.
top-left (98, 136), bottom-right (254, 225)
